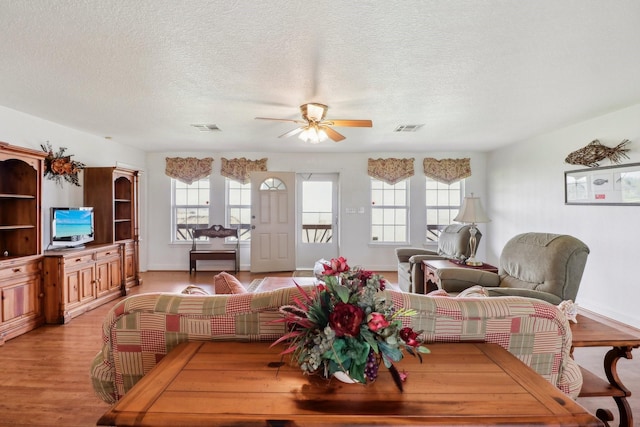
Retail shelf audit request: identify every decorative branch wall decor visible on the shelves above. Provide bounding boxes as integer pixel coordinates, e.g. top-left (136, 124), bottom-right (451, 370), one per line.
top-left (40, 142), bottom-right (85, 186)
top-left (565, 139), bottom-right (630, 167)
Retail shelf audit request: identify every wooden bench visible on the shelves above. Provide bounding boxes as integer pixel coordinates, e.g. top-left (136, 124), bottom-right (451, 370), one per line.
top-left (189, 225), bottom-right (239, 274)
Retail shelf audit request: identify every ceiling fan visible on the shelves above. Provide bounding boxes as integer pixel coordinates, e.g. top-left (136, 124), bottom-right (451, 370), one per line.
top-left (255, 103), bottom-right (372, 143)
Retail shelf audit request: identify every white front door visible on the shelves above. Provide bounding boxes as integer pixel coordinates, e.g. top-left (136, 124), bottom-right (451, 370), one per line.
top-left (250, 171), bottom-right (296, 273)
top-left (296, 173), bottom-right (339, 267)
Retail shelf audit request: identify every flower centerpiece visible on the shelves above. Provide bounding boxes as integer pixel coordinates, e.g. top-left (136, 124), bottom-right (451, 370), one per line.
top-left (273, 257), bottom-right (429, 391)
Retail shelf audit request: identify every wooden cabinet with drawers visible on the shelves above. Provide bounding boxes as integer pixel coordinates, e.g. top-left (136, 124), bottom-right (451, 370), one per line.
top-left (43, 244), bottom-right (123, 324)
top-left (0, 256), bottom-right (44, 344)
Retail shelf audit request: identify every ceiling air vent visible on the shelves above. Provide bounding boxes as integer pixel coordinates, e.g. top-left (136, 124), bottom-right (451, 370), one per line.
top-left (191, 124), bottom-right (221, 132)
top-left (394, 124), bottom-right (423, 132)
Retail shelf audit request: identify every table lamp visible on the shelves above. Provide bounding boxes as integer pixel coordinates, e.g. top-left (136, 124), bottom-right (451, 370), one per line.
top-left (453, 193), bottom-right (490, 266)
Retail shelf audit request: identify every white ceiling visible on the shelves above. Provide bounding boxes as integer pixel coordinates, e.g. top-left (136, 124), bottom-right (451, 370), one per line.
top-left (1, 0), bottom-right (640, 153)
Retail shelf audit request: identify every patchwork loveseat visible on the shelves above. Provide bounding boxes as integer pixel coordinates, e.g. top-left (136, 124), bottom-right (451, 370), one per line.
top-left (90, 287), bottom-right (582, 404)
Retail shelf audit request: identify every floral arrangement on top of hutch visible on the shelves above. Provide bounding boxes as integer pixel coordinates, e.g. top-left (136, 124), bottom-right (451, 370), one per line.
top-left (0, 142), bottom-right (46, 345)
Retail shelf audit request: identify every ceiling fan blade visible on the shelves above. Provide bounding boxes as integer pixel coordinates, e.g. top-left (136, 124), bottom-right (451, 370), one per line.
top-left (278, 127), bottom-right (304, 138)
top-left (324, 119), bottom-right (372, 127)
top-left (324, 126), bottom-right (346, 142)
top-left (255, 117), bottom-right (306, 124)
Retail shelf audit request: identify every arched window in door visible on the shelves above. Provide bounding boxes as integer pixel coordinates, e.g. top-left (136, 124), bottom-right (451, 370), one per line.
top-left (260, 178), bottom-right (287, 191)
top-left (260, 177), bottom-right (286, 190)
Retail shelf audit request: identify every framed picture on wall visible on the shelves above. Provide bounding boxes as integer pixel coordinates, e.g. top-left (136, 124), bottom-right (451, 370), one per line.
top-left (565, 162), bottom-right (640, 205)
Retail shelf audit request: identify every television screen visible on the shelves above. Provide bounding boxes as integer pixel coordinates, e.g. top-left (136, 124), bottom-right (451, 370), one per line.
top-left (50, 207), bottom-right (95, 248)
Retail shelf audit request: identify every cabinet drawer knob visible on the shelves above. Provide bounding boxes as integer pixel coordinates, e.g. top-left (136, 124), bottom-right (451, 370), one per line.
top-left (75, 258), bottom-right (82, 263)
top-left (12, 268), bottom-right (21, 273)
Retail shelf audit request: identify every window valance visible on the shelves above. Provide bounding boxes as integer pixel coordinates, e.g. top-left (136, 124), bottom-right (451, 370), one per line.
top-left (221, 157), bottom-right (268, 184)
top-left (165, 157), bottom-right (213, 184)
top-left (367, 158), bottom-right (415, 185)
top-left (423, 157), bottom-right (471, 184)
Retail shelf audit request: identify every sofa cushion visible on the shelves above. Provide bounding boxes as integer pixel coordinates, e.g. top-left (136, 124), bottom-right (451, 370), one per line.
top-left (213, 272), bottom-right (247, 294)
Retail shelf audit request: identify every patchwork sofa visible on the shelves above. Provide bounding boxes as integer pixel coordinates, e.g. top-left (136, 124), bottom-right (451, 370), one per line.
top-left (90, 286), bottom-right (582, 404)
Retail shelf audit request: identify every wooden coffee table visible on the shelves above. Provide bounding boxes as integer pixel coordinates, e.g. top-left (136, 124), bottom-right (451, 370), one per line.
top-left (98, 341), bottom-right (602, 426)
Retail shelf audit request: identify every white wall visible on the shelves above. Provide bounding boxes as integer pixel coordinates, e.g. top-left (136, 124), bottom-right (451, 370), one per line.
top-left (0, 106), bottom-right (148, 268)
top-left (487, 103), bottom-right (640, 327)
top-left (145, 151), bottom-right (488, 272)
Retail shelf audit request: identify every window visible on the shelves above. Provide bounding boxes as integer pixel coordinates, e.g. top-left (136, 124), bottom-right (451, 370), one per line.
top-left (425, 177), bottom-right (464, 242)
top-left (370, 178), bottom-right (408, 243)
top-left (226, 179), bottom-right (251, 241)
top-left (172, 178), bottom-right (210, 243)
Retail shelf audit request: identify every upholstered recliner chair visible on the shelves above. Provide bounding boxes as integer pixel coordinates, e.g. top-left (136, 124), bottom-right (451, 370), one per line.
top-left (395, 224), bottom-right (478, 293)
top-left (436, 232), bottom-right (590, 304)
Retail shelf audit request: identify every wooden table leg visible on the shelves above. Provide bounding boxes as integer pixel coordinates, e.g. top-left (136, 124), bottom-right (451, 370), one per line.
top-left (601, 346), bottom-right (634, 427)
top-left (423, 268), bottom-right (439, 294)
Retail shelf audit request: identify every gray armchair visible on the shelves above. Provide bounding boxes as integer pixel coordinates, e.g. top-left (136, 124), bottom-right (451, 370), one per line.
top-left (395, 224), bottom-right (478, 293)
top-left (436, 232), bottom-right (590, 304)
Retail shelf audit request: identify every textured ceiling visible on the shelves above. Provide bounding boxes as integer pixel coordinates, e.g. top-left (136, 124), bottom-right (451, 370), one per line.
top-left (1, 0), bottom-right (640, 153)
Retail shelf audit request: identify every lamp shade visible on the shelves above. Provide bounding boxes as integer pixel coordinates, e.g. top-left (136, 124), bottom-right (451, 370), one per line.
top-left (454, 195), bottom-right (490, 224)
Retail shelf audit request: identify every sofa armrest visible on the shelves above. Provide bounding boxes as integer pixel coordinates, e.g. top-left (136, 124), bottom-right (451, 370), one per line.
top-left (408, 254), bottom-right (445, 264)
top-left (436, 268), bottom-right (500, 293)
top-left (395, 247), bottom-right (437, 263)
top-left (487, 287), bottom-right (563, 305)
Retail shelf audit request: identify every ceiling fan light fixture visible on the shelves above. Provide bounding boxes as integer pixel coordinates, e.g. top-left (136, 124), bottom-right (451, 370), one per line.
top-left (298, 124), bottom-right (328, 144)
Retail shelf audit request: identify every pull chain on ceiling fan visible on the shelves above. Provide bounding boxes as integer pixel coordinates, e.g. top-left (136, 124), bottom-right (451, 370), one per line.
top-left (255, 103), bottom-right (372, 143)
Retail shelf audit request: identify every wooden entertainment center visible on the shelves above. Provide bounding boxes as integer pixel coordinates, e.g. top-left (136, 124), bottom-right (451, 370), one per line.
top-left (0, 142), bottom-right (141, 341)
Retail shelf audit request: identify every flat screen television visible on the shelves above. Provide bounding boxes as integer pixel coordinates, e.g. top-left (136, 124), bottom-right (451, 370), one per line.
top-left (50, 207), bottom-right (95, 249)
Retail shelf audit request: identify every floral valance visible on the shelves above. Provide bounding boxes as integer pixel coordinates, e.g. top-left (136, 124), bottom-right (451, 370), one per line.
top-left (221, 157), bottom-right (268, 184)
top-left (367, 158), bottom-right (415, 185)
top-left (423, 157), bottom-right (471, 184)
top-left (165, 157), bottom-right (213, 184)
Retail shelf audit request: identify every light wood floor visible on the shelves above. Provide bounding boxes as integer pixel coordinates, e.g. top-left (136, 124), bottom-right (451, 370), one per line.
top-left (0, 270), bottom-right (637, 426)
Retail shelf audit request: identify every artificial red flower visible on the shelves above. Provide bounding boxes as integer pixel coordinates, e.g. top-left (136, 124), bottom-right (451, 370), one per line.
top-left (323, 256), bottom-right (350, 275)
top-left (329, 302), bottom-right (364, 337)
top-left (400, 327), bottom-right (420, 347)
top-left (367, 312), bottom-right (389, 332)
